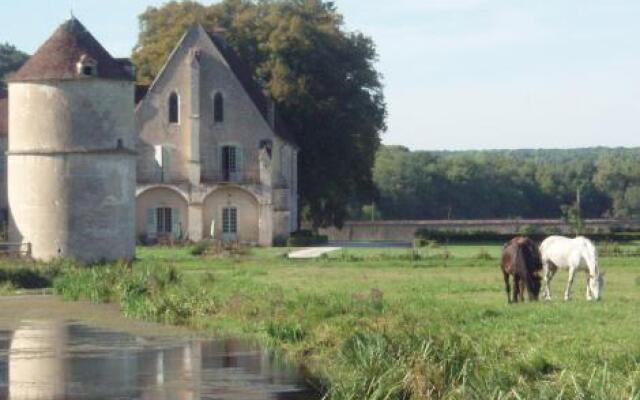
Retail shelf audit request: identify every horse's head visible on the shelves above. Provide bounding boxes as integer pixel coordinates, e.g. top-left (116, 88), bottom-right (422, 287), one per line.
top-left (529, 271), bottom-right (542, 300)
top-left (521, 237), bottom-right (543, 300)
top-left (588, 272), bottom-right (604, 301)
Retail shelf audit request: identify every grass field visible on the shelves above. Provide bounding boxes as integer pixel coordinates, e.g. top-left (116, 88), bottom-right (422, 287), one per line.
top-left (5, 243), bottom-right (640, 398)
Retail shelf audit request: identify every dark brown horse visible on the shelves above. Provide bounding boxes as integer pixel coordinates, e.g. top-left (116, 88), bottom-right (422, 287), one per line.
top-left (501, 236), bottom-right (542, 303)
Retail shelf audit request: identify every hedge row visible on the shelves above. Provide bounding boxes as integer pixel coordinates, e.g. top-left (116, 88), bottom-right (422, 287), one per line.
top-left (286, 230), bottom-right (329, 247)
top-left (415, 229), bottom-right (640, 243)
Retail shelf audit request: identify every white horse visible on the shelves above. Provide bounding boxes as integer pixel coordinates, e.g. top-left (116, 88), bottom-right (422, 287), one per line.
top-left (539, 235), bottom-right (603, 301)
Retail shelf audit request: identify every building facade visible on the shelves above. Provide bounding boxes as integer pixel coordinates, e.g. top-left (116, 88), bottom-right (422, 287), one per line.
top-left (135, 26), bottom-right (298, 245)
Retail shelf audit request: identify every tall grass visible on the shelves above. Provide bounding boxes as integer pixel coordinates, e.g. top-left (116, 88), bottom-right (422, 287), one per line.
top-left (54, 263), bottom-right (218, 325)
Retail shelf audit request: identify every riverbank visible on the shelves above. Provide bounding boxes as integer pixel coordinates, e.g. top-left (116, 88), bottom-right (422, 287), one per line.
top-left (2, 244), bottom-right (640, 398)
top-left (0, 295), bottom-right (316, 399)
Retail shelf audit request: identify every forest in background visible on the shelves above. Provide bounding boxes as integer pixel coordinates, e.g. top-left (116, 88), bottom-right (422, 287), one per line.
top-left (360, 145), bottom-right (640, 221)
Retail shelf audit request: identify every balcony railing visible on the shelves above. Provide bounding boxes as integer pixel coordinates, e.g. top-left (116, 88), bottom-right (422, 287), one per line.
top-left (201, 169), bottom-right (262, 185)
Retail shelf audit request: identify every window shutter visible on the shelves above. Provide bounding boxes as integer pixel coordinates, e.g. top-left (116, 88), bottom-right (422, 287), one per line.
top-left (236, 147), bottom-right (243, 171)
top-left (172, 208), bottom-right (181, 239)
top-left (146, 208), bottom-right (157, 236)
top-left (218, 145), bottom-right (224, 180)
top-left (234, 146), bottom-right (243, 181)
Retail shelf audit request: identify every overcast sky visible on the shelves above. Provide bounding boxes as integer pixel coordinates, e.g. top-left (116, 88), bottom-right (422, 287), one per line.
top-left (4, 0), bottom-right (640, 150)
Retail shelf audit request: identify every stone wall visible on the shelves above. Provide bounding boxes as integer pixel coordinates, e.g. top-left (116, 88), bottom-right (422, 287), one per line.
top-left (8, 80), bottom-right (136, 262)
top-left (8, 153), bottom-right (136, 261)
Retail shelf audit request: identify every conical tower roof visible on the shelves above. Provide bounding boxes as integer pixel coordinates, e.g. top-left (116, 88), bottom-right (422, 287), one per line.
top-left (8, 18), bottom-right (133, 82)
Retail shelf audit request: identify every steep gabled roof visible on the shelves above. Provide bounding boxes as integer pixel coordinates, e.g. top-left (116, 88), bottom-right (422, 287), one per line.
top-left (207, 32), bottom-right (296, 145)
top-left (0, 91), bottom-right (7, 137)
top-left (8, 18), bottom-right (133, 82)
top-left (141, 25), bottom-right (296, 146)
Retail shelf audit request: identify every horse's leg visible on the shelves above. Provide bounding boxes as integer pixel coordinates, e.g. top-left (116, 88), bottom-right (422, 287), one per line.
top-left (513, 276), bottom-right (520, 303)
top-left (564, 266), bottom-right (577, 301)
top-left (586, 273), bottom-right (592, 300)
top-left (527, 284), bottom-right (534, 301)
top-left (503, 271), bottom-right (511, 304)
top-left (543, 261), bottom-right (556, 301)
top-left (542, 260), bottom-right (551, 300)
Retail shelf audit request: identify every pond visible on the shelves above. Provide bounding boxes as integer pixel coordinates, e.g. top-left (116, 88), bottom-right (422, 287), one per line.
top-left (0, 296), bottom-right (319, 400)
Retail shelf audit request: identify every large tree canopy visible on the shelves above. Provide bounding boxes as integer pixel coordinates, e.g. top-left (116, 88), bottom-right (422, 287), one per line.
top-left (132, 0), bottom-right (386, 228)
top-left (0, 43), bottom-right (29, 91)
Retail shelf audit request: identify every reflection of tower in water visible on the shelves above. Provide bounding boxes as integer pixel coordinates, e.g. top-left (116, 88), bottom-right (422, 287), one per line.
top-left (9, 320), bottom-right (67, 400)
top-left (139, 341), bottom-right (202, 400)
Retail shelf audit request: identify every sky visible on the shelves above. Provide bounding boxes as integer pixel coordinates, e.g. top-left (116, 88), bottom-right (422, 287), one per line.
top-left (3, 0), bottom-right (640, 151)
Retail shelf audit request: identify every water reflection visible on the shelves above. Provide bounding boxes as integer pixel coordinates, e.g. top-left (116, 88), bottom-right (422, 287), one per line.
top-left (0, 320), bottom-right (317, 400)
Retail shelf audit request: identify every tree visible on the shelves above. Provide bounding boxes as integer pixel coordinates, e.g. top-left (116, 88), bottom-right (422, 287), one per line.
top-left (593, 150), bottom-right (640, 217)
top-left (0, 43), bottom-right (29, 91)
top-left (132, 0), bottom-right (386, 228)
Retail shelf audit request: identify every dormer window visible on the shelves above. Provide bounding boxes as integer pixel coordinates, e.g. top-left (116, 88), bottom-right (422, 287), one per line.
top-left (76, 54), bottom-right (97, 77)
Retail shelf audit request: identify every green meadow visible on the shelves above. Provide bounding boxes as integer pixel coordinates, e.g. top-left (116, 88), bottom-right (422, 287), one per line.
top-left (2, 243), bottom-right (640, 399)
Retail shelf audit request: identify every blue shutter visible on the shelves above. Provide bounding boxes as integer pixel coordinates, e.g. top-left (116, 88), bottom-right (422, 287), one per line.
top-left (172, 208), bottom-right (181, 239)
top-left (146, 208), bottom-right (157, 237)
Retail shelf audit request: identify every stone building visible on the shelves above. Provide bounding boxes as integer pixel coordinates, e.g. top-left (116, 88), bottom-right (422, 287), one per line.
top-left (135, 25), bottom-right (298, 245)
top-left (4, 18), bottom-right (136, 262)
top-left (0, 21), bottom-right (298, 258)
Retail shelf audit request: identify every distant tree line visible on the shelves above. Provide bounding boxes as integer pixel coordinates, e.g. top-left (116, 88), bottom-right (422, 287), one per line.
top-left (354, 145), bottom-right (640, 221)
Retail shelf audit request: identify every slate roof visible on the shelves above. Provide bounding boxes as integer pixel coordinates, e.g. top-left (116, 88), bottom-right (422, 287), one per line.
top-left (8, 18), bottom-right (133, 82)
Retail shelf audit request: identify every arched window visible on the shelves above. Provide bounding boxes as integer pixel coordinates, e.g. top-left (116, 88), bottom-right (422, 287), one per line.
top-left (213, 92), bottom-right (223, 123)
top-left (168, 92), bottom-right (179, 124)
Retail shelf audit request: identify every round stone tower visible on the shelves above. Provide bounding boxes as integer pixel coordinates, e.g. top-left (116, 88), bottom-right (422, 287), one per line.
top-left (6, 18), bottom-right (136, 263)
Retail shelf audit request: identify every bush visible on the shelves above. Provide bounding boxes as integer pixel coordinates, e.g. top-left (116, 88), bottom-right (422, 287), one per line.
top-left (413, 238), bottom-right (437, 248)
top-left (272, 234), bottom-right (288, 247)
top-left (287, 230), bottom-right (329, 247)
top-left (190, 241), bottom-right (210, 256)
top-left (0, 262), bottom-right (63, 290)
